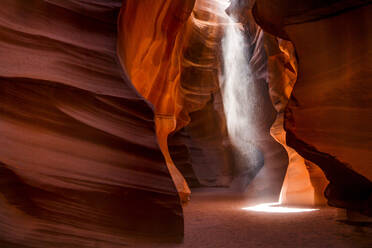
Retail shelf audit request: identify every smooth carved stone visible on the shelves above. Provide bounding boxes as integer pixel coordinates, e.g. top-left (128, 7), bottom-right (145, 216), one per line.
top-left (265, 36), bottom-right (328, 206)
top-left (252, 0), bottom-right (370, 39)
top-left (118, 0), bottom-right (236, 193)
top-left (0, 0), bottom-right (184, 246)
top-left (178, 0), bottom-right (235, 187)
top-left (254, 0), bottom-right (372, 215)
top-left (118, 0), bottom-right (199, 201)
top-left (168, 129), bottom-right (202, 188)
top-left (182, 95), bottom-right (234, 187)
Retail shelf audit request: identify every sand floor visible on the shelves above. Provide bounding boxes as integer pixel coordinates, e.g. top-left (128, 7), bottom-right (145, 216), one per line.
top-left (134, 188), bottom-right (372, 248)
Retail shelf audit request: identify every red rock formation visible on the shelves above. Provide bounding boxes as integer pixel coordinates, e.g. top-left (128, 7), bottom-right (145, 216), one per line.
top-left (253, 0), bottom-right (372, 214)
top-left (264, 36), bottom-right (328, 206)
top-left (177, 0), bottom-right (235, 187)
top-left (180, 96), bottom-right (233, 187)
top-left (181, 0), bottom-right (288, 201)
top-left (180, 0), bottom-right (289, 198)
top-left (2, 1), bottom-right (370, 247)
top-left (118, 0), bottom-right (236, 192)
top-left (117, 0), bottom-right (197, 202)
top-left (0, 0), bottom-right (184, 246)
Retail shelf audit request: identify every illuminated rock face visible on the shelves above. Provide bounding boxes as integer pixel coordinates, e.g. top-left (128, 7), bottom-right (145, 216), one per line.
top-left (1, 1), bottom-right (371, 247)
top-left (252, 0), bottom-right (372, 214)
top-left (118, 0), bottom-right (235, 190)
top-left (117, 0), bottom-right (196, 202)
top-left (265, 37), bottom-right (328, 206)
top-left (118, 0), bottom-right (290, 202)
top-left (176, 0), bottom-right (289, 198)
top-left (0, 0), bottom-right (184, 246)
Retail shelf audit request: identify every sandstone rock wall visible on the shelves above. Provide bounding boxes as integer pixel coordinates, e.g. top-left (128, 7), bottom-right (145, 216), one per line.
top-left (117, 0), bottom-right (196, 202)
top-left (118, 0), bottom-right (235, 191)
top-left (265, 36), bottom-right (328, 206)
top-left (178, 0), bottom-right (235, 187)
top-left (0, 0), bottom-right (184, 246)
top-left (253, 0), bottom-right (372, 214)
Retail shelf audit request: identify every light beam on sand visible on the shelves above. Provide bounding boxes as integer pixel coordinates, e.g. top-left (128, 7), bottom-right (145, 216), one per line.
top-left (242, 202), bottom-right (319, 213)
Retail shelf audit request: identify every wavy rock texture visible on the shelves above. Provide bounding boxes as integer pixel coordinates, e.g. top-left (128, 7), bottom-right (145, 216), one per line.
top-left (168, 130), bottom-right (201, 187)
top-left (264, 36), bottom-right (328, 206)
top-left (0, 0), bottom-right (184, 246)
top-left (178, 0), bottom-right (235, 187)
top-left (118, 0), bottom-right (236, 191)
top-left (177, 0), bottom-right (289, 197)
top-left (168, 96), bottom-right (233, 188)
top-left (253, 0), bottom-right (372, 215)
top-left (117, 0), bottom-right (197, 202)
top-left (186, 0), bottom-right (288, 200)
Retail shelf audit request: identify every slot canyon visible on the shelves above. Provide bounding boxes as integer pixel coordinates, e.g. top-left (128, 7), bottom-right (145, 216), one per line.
top-left (0, 0), bottom-right (371, 247)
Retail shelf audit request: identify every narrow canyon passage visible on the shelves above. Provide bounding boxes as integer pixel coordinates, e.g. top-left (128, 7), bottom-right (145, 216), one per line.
top-left (0, 0), bottom-right (371, 247)
top-left (130, 2), bottom-right (371, 247)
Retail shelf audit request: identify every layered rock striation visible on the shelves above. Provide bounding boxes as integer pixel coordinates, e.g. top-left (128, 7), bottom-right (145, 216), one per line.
top-left (264, 36), bottom-right (328, 206)
top-left (118, 0), bottom-right (236, 191)
top-left (0, 0), bottom-right (184, 246)
top-left (253, 0), bottom-right (372, 214)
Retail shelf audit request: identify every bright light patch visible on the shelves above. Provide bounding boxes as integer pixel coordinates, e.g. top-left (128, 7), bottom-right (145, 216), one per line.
top-left (242, 202), bottom-right (319, 213)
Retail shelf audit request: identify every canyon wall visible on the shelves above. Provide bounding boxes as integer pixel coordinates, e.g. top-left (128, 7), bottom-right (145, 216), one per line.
top-left (1, 2), bottom-right (370, 248)
top-left (179, 0), bottom-right (234, 187)
top-left (252, 0), bottom-right (372, 214)
top-left (117, 0), bottom-right (196, 202)
top-left (118, 0), bottom-right (236, 190)
top-left (177, 0), bottom-right (289, 198)
top-left (0, 0), bottom-right (184, 246)
top-left (264, 36), bottom-right (328, 206)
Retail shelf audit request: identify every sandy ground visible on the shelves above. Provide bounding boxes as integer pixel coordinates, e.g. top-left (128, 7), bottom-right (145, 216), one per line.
top-left (133, 188), bottom-right (372, 248)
